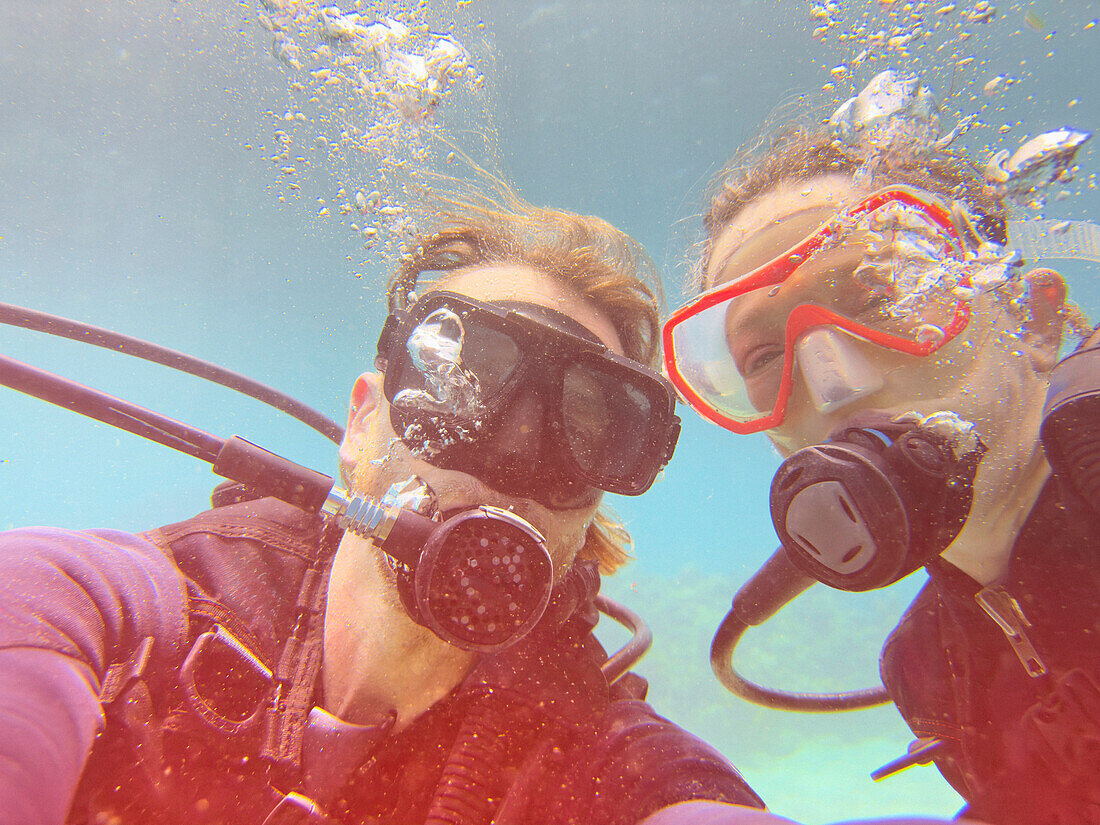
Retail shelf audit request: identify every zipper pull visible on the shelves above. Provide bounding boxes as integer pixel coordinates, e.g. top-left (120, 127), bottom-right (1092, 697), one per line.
top-left (975, 585), bottom-right (1048, 677)
top-left (871, 737), bottom-right (946, 781)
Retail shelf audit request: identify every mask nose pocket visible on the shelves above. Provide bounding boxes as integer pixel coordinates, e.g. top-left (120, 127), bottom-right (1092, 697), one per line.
top-left (795, 327), bottom-right (884, 413)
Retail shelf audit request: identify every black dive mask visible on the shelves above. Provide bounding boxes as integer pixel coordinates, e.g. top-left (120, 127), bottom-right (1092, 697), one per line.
top-left (769, 416), bottom-right (986, 591)
top-left (375, 291), bottom-right (681, 510)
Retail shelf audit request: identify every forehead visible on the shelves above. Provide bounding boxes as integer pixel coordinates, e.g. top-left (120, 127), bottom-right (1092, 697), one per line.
top-left (430, 262), bottom-right (624, 354)
top-left (706, 174), bottom-right (865, 288)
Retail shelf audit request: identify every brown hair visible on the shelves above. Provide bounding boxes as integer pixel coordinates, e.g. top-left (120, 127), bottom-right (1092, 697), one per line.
top-left (390, 186), bottom-right (662, 369)
top-left (386, 183), bottom-right (664, 574)
top-left (697, 122), bottom-right (1009, 290)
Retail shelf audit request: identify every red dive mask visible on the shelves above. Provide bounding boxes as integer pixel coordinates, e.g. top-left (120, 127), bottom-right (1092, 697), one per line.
top-left (663, 186), bottom-right (974, 434)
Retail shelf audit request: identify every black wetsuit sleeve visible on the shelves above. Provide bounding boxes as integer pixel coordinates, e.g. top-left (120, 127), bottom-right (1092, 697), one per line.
top-left (0, 527), bottom-right (188, 825)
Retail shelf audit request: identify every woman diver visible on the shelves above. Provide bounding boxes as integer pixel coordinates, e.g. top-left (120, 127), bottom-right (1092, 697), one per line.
top-left (662, 71), bottom-right (1100, 825)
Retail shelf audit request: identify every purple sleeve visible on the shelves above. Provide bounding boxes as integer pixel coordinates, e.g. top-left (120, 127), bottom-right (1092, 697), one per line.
top-left (639, 802), bottom-right (798, 824)
top-left (0, 527), bottom-right (188, 825)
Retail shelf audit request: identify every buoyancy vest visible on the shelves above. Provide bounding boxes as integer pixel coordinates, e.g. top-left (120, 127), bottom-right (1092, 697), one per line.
top-left (880, 473), bottom-right (1100, 825)
top-left (67, 488), bottom-right (657, 825)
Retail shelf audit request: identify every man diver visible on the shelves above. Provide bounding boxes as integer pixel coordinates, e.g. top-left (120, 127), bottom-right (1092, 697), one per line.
top-left (662, 75), bottom-right (1100, 825)
top-left (0, 191), bottom-right (775, 824)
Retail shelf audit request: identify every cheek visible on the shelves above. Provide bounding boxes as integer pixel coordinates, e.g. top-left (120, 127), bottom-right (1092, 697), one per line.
top-left (518, 503), bottom-right (596, 576)
top-left (349, 414), bottom-right (408, 496)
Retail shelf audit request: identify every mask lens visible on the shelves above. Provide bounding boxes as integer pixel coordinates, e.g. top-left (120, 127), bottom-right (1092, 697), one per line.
top-left (389, 304), bottom-right (522, 415)
top-left (668, 193), bottom-right (969, 432)
top-left (670, 297), bottom-right (772, 424)
top-left (562, 363), bottom-right (656, 489)
top-left (451, 315), bottom-right (523, 399)
top-left (385, 292), bottom-right (678, 500)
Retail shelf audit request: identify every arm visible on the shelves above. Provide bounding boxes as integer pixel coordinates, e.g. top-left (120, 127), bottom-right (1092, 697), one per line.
top-left (0, 527), bottom-right (188, 825)
top-left (1041, 330), bottom-right (1100, 507)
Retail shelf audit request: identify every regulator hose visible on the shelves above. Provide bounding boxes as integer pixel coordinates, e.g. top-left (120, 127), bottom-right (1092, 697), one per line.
top-left (0, 302), bottom-right (343, 444)
top-left (710, 547), bottom-right (890, 712)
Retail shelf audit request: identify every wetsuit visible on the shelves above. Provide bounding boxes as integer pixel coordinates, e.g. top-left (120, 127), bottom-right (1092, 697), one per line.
top-left (0, 493), bottom-right (764, 825)
top-left (881, 344), bottom-right (1100, 825)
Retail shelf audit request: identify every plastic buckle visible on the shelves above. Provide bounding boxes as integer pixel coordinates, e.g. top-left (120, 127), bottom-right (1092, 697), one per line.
top-left (179, 624), bottom-right (275, 734)
top-left (975, 586), bottom-right (1047, 677)
top-left (99, 635), bottom-right (155, 705)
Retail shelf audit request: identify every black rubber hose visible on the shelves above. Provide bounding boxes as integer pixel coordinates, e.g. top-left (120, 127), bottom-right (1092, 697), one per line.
top-left (0, 355), bottom-right (343, 514)
top-left (0, 302), bottom-right (343, 444)
top-left (0, 353), bottom-right (223, 462)
top-left (595, 594), bottom-right (653, 684)
top-left (710, 546), bottom-right (890, 712)
top-left (425, 698), bottom-right (510, 825)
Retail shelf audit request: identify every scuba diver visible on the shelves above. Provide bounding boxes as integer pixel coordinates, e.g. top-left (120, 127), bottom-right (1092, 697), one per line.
top-left (0, 189), bottom-right (785, 825)
top-left (662, 72), bottom-right (1100, 825)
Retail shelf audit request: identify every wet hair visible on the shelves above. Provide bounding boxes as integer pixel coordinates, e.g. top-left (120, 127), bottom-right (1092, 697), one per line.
top-left (389, 185), bottom-right (662, 370)
top-left (697, 122), bottom-right (1009, 290)
top-left (384, 182), bottom-right (663, 575)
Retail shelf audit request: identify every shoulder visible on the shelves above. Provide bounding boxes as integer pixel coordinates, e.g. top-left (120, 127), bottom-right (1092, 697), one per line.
top-left (144, 496), bottom-right (335, 664)
top-left (0, 523), bottom-right (177, 579)
top-left (880, 580), bottom-right (955, 717)
top-left (0, 525), bottom-right (189, 671)
top-left (881, 581), bottom-right (942, 670)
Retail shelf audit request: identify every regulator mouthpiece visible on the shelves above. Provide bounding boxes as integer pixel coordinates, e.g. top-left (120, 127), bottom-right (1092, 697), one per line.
top-left (324, 477), bottom-right (553, 652)
top-left (770, 416), bottom-right (984, 591)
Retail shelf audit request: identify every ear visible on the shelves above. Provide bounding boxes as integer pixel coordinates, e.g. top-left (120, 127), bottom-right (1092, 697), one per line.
top-left (1019, 268), bottom-right (1067, 372)
top-left (338, 372), bottom-right (384, 483)
top-left (346, 372), bottom-right (384, 431)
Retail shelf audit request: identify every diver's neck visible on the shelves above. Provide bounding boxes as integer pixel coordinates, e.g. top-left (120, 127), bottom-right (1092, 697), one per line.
top-left (940, 444), bottom-right (1051, 585)
top-left (320, 533), bottom-right (477, 731)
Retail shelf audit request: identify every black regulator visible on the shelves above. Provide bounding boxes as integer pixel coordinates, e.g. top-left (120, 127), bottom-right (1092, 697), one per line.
top-left (710, 415), bottom-right (986, 713)
top-left (771, 417), bottom-right (986, 592)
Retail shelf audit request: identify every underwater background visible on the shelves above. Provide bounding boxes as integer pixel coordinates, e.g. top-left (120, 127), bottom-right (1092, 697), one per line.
top-left (1, 0), bottom-right (1097, 821)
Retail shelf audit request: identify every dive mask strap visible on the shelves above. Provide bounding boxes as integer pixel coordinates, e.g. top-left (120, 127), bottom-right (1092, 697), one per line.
top-left (1007, 219), bottom-right (1100, 263)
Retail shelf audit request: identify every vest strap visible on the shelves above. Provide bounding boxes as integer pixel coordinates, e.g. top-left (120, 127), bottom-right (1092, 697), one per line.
top-left (100, 635), bottom-right (155, 705)
top-left (261, 523), bottom-right (342, 772)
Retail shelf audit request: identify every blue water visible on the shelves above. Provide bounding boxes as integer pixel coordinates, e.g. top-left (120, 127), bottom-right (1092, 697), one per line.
top-left (1, 1), bottom-right (1097, 821)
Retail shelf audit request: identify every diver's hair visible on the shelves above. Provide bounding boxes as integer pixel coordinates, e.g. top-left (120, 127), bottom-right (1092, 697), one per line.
top-left (386, 180), bottom-right (662, 574)
top-left (389, 182), bottom-right (662, 370)
top-left (696, 121), bottom-right (1009, 290)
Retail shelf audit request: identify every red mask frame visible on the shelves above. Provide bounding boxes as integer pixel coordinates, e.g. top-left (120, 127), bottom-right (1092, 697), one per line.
top-left (663, 186), bottom-right (973, 434)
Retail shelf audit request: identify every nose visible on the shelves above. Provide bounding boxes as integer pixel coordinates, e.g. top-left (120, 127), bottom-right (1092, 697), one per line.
top-left (481, 387), bottom-right (548, 467)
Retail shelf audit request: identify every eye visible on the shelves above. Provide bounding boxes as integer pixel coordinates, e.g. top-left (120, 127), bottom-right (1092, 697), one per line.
top-left (741, 346), bottom-right (783, 378)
